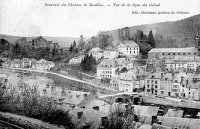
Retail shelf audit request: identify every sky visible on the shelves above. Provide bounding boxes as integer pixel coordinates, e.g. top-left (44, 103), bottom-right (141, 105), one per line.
top-left (0, 0), bottom-right (200, 38)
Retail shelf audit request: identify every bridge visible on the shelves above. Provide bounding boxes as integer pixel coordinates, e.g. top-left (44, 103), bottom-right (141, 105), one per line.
top-left (7, 68), bottom-right (118, 94)
top-left (99, 92), bottom-right (143, 104)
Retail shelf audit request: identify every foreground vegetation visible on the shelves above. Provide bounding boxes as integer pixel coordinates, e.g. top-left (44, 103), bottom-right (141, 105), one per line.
top-left (0, 84), bottom-right (74, 128)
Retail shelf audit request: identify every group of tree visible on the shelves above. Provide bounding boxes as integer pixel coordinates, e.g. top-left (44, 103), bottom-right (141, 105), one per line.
top-left (77, 35), bottom-right (85, 50)
top-left (118, 27), bottom-right (131, 41)
top-left (118, 28), bottom-right (156, 58)
top-left (98, 32), bottom-right (113, 49)
top-left (0, 84), bottom-right (74, 128)
top-left (80, 54), bottom-right (96, 71)
top-left (0, 39), bottom-right (10, 54)
top-left (86, 32), bottom-right (113, 50)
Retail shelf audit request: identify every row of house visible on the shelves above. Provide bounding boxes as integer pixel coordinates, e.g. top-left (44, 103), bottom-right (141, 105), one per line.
top-left (3, 58), bottom-right (55, 71)
top-left (145, 72), bottom-right (200, 100)
top-left (68, 41), bottom-right (140, 65)
top-left (96, 57), bottom-right (147, 93)
top-left (89, 41), bottom-right (140, 60)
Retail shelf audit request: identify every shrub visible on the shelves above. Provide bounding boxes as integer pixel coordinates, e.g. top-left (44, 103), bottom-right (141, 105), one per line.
top-left (0, 84), bottom-right (74, 128)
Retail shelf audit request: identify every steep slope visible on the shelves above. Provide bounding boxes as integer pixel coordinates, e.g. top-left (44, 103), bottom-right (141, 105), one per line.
top-left (109, 14), bottom-right (200, 48)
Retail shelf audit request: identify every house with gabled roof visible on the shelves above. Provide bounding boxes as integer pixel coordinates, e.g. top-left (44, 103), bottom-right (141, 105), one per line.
top-left (97, 59), bottom-right (119, 79)
top-left (117, 41), bottom-right (140, 56)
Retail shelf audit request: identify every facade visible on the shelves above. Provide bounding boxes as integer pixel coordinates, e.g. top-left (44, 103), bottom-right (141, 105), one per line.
top-left (148, 47), bottom-right (198, 59)
top-left (10, 59), bottom-right (22, 68)
top-left (145, 72), bottom-right (162, 95)
top-left (118, 73), bottom-right (136, 92)
top-left (117, 41), bottom-right (140, 56)
top-left (160, 73), bottom-right (173, 96)
top-left (103, 49), bottom-right (119, 59)
top-left (35, 59), bottom-right (55, 71)
top-left (89, 47), bottom-right (104, 60)
top-left (22, 58), bottom-right (31, 68)
top-left (96, 59), bottom-right (119, 79)
top-left (69, 55), bottom-right (85, 65)
top-left (31, 59), bottom-right (37, 69)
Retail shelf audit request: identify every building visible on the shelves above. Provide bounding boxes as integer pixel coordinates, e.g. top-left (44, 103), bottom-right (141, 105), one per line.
top-left (22, 58), bottom-right (31, 68)
top-left (88, 47), bottom-right (104, 60)
top-left (183, 79), bottom-right (200, 100)
top-left (145, 72), bottom-right (162, 95)
top-left (160, 73), bottom-right (173, 96)
top-left (103, 49), bottom-right (119, 59)
top-left (117, 41), bottom-right (140, 56)
top-left (31, 59), bottom-right (37, 69)
top-left (96, 59), bottom-right (119, 79)
top-left (35, 59), bottom-right (55, 71)
top-left (118, 73), bottom-right (136, 92)
top-left (10, 59), bottom-right (22, 68)
top-left (31, 36), bottom-right (50, 49)
top-left (148, 47), bottom-right (198, 59)
top-left (69, 55), bottom-right (85, 65)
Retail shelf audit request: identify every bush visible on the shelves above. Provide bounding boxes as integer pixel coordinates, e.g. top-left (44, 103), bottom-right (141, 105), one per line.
top-left (0, 85), bottom-right (74, 128)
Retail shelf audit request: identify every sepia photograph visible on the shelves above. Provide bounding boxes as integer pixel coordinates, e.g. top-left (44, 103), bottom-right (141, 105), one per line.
top-left (0, 0), bottom-right (200, 128)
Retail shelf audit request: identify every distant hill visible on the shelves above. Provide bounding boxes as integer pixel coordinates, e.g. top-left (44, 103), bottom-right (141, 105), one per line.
top-left (0, 35), bottom-right (79, 47)
top-left (105, 14), bottom-right (200, 48)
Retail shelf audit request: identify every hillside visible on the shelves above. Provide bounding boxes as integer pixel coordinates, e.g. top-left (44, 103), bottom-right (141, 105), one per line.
top-left (0, 35), bottom-right (79, 47)
top-left (107, 14), bottom-right (200, 48)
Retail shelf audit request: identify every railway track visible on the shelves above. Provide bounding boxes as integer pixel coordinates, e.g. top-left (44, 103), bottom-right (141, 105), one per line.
top-left (0, 119), bottom-right (24, 129)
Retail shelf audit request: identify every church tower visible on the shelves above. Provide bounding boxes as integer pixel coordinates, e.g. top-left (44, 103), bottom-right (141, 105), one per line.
top-left (196, 26), bottom-right (200, 56)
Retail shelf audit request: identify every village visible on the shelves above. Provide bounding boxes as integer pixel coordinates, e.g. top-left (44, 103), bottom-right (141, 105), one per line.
top-left (1, 29), bottom-right (200, 128)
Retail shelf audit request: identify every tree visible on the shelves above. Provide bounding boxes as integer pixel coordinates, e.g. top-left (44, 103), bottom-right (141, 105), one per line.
top-left (99, 32), bottom-right (111, 49)
top-left (147, 30), bottom-right (155, 48)
top-left (69, 44), bottom-right (73, 52)
top-left (80, 54), bottom-right (96, 71)
top-left (77, 35), bottom-right (85, 50)
top-left (74, 48), bottom-right (79, 53)
top-left (0, 39), bottom-right (10, 54)
top-left (72, 41), bottom-right (76, 49)
top-left (0, 60), bottom-right (3, 67)
top-left (52, 47), bottom-right (58, 57)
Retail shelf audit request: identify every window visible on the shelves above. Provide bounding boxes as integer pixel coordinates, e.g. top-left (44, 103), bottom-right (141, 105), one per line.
top-left (183, 53), bottom-right (185, 55)
top-left (155, 80), bottom-right (157, 84)
top-left (194, 53), bottom-right (196, 55)
top-left (162, 53), bottom-right (164, 55)
top-left (168, 53), bottom-right (170, 55)
top-left (173, 85), bottom-right (179, 88)
top-left (173, 53), bottom-right (175, 55)
top-left (188, 53), bottom-right (190, 55)
top-left (155, 85), bottom-right (157, 88)
top-left (178, 53), bottom-right (180, 55)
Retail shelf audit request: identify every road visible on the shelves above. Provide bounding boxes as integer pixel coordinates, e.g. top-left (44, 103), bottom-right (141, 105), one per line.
top-left (9, 68), bottom-right (117, 93)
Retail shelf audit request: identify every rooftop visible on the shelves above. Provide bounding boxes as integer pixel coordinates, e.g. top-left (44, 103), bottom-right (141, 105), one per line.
top-left (149, 47), bottom-right (198, 53)
top-left (118, 41), bottom-right (139, 48)
top-left (97, 59), bottom-right (119, 67)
